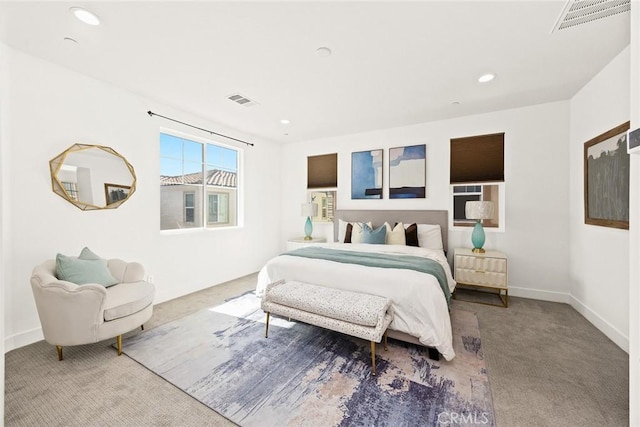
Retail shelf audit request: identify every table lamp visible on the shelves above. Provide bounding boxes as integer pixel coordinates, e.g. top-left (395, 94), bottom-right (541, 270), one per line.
top-left (301, 202), bottom-right (318, 240)
top-left (465, 201), bottom-right (494, 253)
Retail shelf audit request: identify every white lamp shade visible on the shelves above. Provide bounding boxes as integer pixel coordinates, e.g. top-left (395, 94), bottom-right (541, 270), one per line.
top-left (465, 201), bottom-right (494, 220)
top-left (301, 202), bottom-right (318, 217)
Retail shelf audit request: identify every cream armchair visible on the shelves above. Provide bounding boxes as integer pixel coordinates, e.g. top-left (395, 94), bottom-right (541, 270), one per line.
top-left (30, 258), bottom-right (155, 360)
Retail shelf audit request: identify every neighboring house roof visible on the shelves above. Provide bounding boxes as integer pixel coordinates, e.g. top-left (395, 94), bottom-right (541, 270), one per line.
top-left (161, 169), bottom-right (237, 187)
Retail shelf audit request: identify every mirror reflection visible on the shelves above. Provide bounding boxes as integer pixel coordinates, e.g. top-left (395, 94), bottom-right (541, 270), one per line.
top-left (49, 144), bottom-right (137, 210)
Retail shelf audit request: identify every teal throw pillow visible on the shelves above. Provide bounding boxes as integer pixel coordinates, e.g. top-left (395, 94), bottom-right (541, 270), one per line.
top-left (55, 253), bottom-right (118, 287)
top-left (361, 223), bottom-right (387, 244)
top-left (78, 247), bottom-right (107, 264)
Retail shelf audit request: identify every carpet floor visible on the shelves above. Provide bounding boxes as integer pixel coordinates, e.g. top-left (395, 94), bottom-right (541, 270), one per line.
top-left (122, 292), bottom-right (494, 426)
top-left (4, 273), bottom-right (629, 426)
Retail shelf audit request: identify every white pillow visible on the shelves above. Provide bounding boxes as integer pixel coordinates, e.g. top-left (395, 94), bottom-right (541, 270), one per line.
top-left (338, 220), bottom-right (372, 243)
top-left (384, 222), bottom-right (406, 245)
top-left (350, 222), bottom-right (372, 244)
top-left (417, 224), bottom-right (443, 250)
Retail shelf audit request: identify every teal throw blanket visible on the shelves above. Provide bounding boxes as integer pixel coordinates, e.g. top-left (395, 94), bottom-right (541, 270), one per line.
top-left (283, 247), bottom-right (450, 306)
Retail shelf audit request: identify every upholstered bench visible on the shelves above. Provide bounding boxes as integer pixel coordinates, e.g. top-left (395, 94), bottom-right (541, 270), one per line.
top-left (261, 280), bottom-right (394, 376)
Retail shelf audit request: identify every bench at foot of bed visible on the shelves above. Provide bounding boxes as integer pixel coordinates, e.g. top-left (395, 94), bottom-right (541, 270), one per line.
top-left (261, 279), bottom-right (393, 376)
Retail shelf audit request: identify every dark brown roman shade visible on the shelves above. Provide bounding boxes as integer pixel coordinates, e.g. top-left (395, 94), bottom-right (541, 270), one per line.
top-left (450, 133), bottom-right (504, 183)
top-left (307, 153), bottom-right (338, 188)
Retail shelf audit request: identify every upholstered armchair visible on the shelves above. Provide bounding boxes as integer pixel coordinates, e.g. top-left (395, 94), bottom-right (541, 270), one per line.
top-left (30, 256), bottom-right (155, 360)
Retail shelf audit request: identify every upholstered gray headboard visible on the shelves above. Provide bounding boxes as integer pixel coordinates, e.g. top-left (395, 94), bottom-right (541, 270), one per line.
top-left (333, 210), bottom-right (449, 252)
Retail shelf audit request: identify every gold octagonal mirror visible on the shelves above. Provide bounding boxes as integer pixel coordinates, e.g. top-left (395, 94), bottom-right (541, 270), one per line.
top-left (49, 143), bottom-right (137, 211)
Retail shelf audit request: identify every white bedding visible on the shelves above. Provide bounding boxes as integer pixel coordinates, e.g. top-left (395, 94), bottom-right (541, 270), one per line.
top-left (256, 242), bottom-right (457, 360)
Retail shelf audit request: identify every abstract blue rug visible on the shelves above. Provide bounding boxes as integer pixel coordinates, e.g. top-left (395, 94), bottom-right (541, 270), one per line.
top-left (122, 293), bottom-right (495, 426)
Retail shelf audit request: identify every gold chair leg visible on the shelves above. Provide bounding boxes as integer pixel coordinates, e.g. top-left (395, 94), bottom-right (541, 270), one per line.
top-left (265, 312), bottom-right (270, 338)
top-left (56, 345), bottom-right (63, 361)
top-left (116, 335), bottom-right (122, 356)
top-left (371, 341), bottom-right (376, 376)
top-left (384, 331), bottom-right (388, 351)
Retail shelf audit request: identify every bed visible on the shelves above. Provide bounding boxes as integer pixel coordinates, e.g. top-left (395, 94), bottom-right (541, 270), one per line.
top-left (256, 209), bottom-right (457, 360)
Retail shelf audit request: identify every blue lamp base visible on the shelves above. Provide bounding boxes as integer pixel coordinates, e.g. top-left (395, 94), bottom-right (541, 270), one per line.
top-left (471, 221), bottom-right (486, 253)
top-left (304, 216), bottom-right (313, 240)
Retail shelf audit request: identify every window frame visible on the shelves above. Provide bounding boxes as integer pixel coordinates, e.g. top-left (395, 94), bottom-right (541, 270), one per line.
top-left (449, 132), bottom-right (505, 232)
top-left (207, 191), bottom-right (230, 225)
top-left (160, 128), bottom-right (242, 233)
top-left (184, 191), bottom-right (196, 224)
top-left (449, 182), bottom-right (505, 232)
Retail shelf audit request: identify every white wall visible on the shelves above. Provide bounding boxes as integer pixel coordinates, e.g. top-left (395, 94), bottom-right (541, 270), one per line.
top-left (628, 2), bottom-right (639, 424)
top-left (0, 41), bottom-right (10, 425)
top-left (569, 46), bottom-right (630, 352)
top-left (2, 44), bottom-right (283, 351)
top-left (281, 101), bottom-right (572, 301)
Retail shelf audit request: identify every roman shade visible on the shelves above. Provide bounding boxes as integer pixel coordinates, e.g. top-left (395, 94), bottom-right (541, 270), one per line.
top-left (450, 133), bottom-right (504, 183)
top-left (307, 153), bottom-right (337, 188)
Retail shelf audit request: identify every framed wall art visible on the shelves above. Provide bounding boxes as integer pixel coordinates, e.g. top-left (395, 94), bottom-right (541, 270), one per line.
top-left (105, 183), bottom-right (132, 206)
top-left (584, 121), bottom-right (630, 229)
top-left (351, 149), bottom-right (383, 199)
top-left (389, 144), bottom-right (426, 198)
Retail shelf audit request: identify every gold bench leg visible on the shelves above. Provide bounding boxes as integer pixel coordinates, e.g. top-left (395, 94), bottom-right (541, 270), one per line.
top-left (116, 335), bottom-right (122, 356)
top-left (265, 312), bottom-right (270, 338)
top-left (371, 341), bottom-right (376, 376)
top-left (56, 345), bottom-right (63, 361)
top-left (384, 330), bottom-right (388, 351)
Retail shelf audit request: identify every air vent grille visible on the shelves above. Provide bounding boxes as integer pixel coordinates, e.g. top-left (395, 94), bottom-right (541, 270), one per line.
top-left (552, 0), bottom-right (630, 32)
top-left (227, 93), bottom-right (258, 107)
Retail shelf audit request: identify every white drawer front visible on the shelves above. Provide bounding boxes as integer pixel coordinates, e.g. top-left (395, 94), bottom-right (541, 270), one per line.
top-left (455, 268), bottom-right (507, 288)
top-left (455, 255), bottom-right (507, 273)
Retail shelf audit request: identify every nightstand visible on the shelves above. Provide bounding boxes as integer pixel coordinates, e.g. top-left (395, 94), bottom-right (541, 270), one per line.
top-left (287, 237), bottom-right (327, 251)
top-left (453, 248), bottom-right (508, 307)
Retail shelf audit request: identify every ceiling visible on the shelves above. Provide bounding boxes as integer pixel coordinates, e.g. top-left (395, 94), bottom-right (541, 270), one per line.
top-left (0, 1), bottom-right (631, 144)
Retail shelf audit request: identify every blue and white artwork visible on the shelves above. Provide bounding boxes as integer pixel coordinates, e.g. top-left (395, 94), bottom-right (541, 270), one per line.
top-left (351, 149), bottom-right (383, 199)
top-left (389, 144), bottom-right (426, 199)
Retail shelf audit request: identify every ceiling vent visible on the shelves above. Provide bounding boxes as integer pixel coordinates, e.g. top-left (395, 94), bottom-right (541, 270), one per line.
top-left (227, 93), bottom-right (258, 107)
top-left (552, 0), bottom-right (630, 32)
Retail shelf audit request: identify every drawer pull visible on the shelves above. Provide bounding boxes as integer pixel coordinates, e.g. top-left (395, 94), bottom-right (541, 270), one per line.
top-left (474, 270), bottom-right (486, 274)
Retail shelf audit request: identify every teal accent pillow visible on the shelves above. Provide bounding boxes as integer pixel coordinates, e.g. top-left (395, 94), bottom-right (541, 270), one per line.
top-left (361, 224), bottom-right (387, 244)
top-left (55, 253), bottom-right (118, 287)
top-left (78, 246), bottom-right (106, 263)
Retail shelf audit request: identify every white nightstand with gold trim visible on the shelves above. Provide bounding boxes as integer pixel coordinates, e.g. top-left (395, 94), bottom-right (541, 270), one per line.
top-left (287, 237), bottom-right (327, 251)
top-left (453, 248), bottom-right (508, 307)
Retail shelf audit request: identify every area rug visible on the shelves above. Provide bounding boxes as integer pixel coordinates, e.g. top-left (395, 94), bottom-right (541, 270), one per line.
top-left (122, 292), bottom-right (495, 426)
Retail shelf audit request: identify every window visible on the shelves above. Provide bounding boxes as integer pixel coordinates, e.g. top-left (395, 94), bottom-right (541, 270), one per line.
top-left (452, 183), bottom-right (502, 228)
top-left (208, 192), bottom-right (229, 224)
top-left (61, 181), bottom-right (79, 201)
top-left (160, 131), bottom-right (239, 231)
top-left (450, 133), bottom-right (504, 229)
top-left (184, 192), bottom-right (195, 223)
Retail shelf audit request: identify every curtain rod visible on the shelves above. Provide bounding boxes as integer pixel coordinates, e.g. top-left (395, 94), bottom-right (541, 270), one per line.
top-left (147, 110), bottom-right (254, 147)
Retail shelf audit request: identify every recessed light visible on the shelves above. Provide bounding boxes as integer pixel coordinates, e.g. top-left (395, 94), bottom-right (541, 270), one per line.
top-left (452, 101), bottom-right (460, 105)
top-left (280, 119), bottom-right (290, 124)
top-left (478, 73), bottom-right (496, 83)
top-left (70, 7), bottom-right (100, 26)
top-left (316, 47), bottom-right (332, 57)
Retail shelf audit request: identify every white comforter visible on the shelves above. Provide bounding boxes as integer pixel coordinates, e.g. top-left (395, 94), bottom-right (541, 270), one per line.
top-left (256, 243), bottom-right (457, 360)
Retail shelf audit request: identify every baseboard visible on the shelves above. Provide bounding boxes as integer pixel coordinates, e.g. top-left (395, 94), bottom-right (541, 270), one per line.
top-left (568, 294), bottom-right (629, 353)
top-left (508, 286), bottom-right (571, 304)
top-left (4, 326), bottom-right (43, 353)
